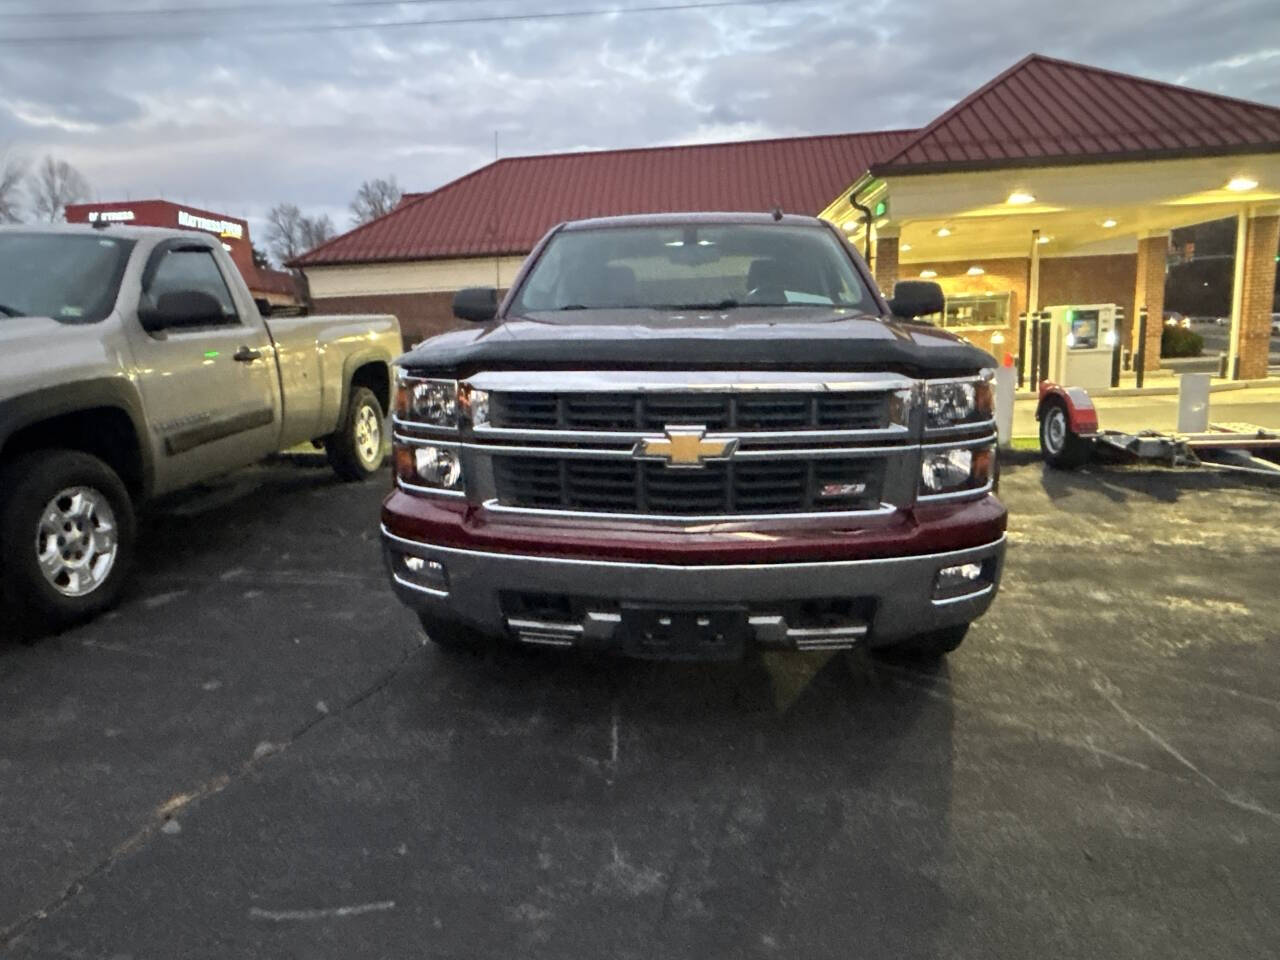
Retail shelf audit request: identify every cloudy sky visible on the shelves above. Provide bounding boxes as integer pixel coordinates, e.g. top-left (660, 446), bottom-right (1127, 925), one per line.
top-left (1, 0), bottom-right (1278, 244)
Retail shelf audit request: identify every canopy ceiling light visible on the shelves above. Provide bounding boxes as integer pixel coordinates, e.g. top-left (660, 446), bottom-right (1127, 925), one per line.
top-left (1101, 218), bottom-right (1118, 228)
top-left (1226, 177), bottom-right (1258, 192)
top-left (1007, 191), bottom-right (1036, 205)
top-left (920, 269), bottom-right (938, 278)
top-left (966, 266), bottom-right (985, 276)
top-left (900, 243), bottom-right (912, 252)
top-left (842, 220), bottom-right (858, 231)
top-left (1036, 235), bottom-right (1052, 244)
top-left (935, 227), bottom-right (952, 237)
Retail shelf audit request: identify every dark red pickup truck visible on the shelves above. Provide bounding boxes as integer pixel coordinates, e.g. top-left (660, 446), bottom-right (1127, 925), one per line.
top-left (381, 212), bottom-right (1005, 660)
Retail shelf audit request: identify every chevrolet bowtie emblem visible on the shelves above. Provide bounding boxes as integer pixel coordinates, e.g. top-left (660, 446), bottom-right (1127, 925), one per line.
top-left (633, 426), bottom-right (739, 468)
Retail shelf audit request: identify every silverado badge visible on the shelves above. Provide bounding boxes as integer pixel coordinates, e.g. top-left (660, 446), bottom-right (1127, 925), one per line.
top-left (633, 426), bottom-right (739, 468)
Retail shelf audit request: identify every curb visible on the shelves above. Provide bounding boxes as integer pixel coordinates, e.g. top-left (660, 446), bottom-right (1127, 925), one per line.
top-left (1014, 376), bottom-right (1277, 401)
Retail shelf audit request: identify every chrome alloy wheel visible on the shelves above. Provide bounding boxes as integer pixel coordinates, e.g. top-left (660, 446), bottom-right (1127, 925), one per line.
top-left (36, 486), bottom-right (119, 598)
top-left (354, 402), bottom-right (383, 468)
top-left (1043, 406), bottom-right (1067, 455)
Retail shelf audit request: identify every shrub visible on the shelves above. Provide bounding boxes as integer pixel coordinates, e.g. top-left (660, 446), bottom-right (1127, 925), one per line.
top-left (1161, 326), bottom-right (1204, 358)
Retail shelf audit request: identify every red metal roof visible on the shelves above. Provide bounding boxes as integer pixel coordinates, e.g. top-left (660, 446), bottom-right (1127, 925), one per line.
top-left (871, 54), bottom-right (1280, 175)
top-left (296, 54), bottom-right (1280, 268)
top-left (293, 131), bottom-right (911, 266)
top-left (246, 266), bottom-right (299, 298)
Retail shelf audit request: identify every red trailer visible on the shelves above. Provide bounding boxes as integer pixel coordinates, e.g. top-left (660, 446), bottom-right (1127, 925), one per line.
top-left (1035, 382), bottom-right (1280, 477)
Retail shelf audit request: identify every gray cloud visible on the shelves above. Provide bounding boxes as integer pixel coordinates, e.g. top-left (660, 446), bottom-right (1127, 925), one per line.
top-left (0, 0), bottom-right (1275, 241)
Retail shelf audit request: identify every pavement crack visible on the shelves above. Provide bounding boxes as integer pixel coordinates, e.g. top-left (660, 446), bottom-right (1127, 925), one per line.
top-left (1, 642), bottom-right (423, 951)
top-left (249, 900), bottom-right (396, 922)
top-left (1091, 674), bottom-right (1280, 827)
top-left (648, 788), bottom-right (738, 960)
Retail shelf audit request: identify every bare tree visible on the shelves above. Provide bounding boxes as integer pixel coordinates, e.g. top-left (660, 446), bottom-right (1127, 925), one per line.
top-left (266, 202), bottom-right (338, 265)
top-left (300, 213), bottom-right (335, 252)
top-left (28, 155), bottom-right (90, 222)
top-left (0, 152), bottom-right (26, 223)
top-left (349, 176), bottom-right (402, 226)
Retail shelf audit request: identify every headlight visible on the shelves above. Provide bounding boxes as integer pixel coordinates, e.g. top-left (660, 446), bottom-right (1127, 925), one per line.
top-left (888, 387), bottom-right (914, 428)
top-left (460, 383), bottom-right (490, 426)
top-left (395, 376), bottom-right (489, 428)
top-left (920, 444), bottom-right (993, 496)
top-left (925, 378), bottom-right (993, 429)
top-left (396, 377), bottom-right (458, 427)
top-left (394, 442), bottom-right (464, 491)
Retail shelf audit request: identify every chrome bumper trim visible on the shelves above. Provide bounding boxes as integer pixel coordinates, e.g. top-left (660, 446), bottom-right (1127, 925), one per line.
top-left (381, 527), bottom-right (1006, 649)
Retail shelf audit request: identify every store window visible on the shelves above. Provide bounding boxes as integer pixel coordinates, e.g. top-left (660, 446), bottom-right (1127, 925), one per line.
top-left (942, 292), bottom-right (1010, 329)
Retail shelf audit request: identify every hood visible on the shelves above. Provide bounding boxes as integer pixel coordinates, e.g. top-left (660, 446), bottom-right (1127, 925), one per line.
top-left (0, 314), bottom-right (118, 403)
top-left (400, 307), bottom-right (995, 378)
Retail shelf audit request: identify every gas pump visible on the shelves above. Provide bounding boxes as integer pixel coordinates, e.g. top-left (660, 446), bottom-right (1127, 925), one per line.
top-left (1042, 304), bottom-right (1120, 391)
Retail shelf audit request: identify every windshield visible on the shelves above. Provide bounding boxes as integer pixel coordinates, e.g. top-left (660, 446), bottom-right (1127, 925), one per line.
top-left (511, 223), bottom-right (877, 316)
top-left (0, 232), bottom-right (136, 323)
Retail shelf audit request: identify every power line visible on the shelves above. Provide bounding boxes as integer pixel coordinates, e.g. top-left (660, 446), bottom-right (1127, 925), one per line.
top-left (0, 0), bottom-right (510, 21)
top-left (0, 0), bottom-right (812, 44)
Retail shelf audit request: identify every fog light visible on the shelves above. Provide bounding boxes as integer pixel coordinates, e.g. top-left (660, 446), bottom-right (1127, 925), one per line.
top-left (934, 561), bottom-right (989, 599)
top-left (398, 553), bottom-right (448, 592)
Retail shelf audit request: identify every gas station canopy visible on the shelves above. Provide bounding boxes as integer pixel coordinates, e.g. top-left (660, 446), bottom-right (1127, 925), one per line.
top-left (819, 54), bottom-right (1280, 380)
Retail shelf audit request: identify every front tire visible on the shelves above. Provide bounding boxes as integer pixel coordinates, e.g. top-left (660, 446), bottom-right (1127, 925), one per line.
top-left (871, 623), bottom-right (969, 662)
top-left (0, 450), bottom-right (136, 630)
top-left (417, 612), bottom-right (494, 652)
top-left (1039, 398), bottom-right (1092, 469)
top-left (326, 386), bottom-right (385, 482)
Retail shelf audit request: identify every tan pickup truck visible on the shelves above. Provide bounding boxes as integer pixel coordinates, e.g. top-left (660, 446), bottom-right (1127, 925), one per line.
top-left (0, 223), bottom-right (401, 629)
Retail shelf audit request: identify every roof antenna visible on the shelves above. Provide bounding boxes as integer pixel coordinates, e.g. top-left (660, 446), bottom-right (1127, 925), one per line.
top-left (771, 206), bottom-right (784, 222)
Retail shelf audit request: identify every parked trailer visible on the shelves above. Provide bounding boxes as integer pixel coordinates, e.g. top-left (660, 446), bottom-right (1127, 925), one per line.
top-left (1035, 382), bottom-right (1280, 477)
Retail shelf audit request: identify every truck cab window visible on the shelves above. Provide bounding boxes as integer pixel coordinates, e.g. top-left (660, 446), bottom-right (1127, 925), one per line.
top-left (149, 249), bottom-right (239, 324)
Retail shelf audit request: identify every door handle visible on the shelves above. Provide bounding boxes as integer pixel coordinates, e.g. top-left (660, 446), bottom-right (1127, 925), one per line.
top-left (233, 346), bottom-right (262, 363)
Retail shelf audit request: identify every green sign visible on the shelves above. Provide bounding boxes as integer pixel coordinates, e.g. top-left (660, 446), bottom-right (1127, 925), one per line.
top-left (873, 199), bottom-right (888, 218)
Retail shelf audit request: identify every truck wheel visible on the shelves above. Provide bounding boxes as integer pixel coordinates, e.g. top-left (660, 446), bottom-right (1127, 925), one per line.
top-left (872, 623), bottom-right (969, 662)
top-left (1039, 398), bottom-right (1091, 470)
top-left (417, 612), bottom-right (490, 652)
top-left (326, 386), bottom-right (385, 482)
top-left (0, 450), bottom-right (136, 630)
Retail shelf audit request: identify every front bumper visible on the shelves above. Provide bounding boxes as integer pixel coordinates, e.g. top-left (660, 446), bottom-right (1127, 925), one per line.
top-left (381, 519), bottom-right (1006, 656)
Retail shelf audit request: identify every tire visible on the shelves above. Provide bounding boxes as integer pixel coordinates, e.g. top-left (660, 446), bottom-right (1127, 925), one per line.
top-left (325, 386), bottom-right (385, 482)
top-left (871, 623), bottom-right (969, 662)
top-left (1039, 398), bottom-right (1092, 470)
top-left (0, 450), bottom-right (136, 630)
top-left (417, 612), bottom-right (494, 652)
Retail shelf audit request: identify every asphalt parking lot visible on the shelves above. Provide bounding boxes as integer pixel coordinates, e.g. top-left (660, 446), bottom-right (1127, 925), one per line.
top-left (2, 460), bottom-right (1278, 959)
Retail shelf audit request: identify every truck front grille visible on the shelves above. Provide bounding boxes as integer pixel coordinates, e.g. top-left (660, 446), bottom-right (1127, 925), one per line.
top-left (493, 455), bottom-right (883, 516)
top-left (491, 391), bottom-right (889, 432)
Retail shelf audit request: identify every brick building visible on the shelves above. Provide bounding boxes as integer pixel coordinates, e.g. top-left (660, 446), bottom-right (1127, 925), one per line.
top-left (64, 199), bottom-right (300, 309)
top-left (293, 54), bottom-right (1280, 379)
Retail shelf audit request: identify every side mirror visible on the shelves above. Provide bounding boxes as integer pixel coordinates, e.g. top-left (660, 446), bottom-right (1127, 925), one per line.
top-left (138, 290), bottom-right (226, 333)
top-left (888, 280), bottom-right (945, 321)
top-left (453, 287), bottom-right (498, 323)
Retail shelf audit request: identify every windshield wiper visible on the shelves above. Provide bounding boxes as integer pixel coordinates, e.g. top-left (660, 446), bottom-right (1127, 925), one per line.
top-left (557, 304), bottom-right (590, 311)
top-left (0, 303), bottom-right (25, 317)
top-left (662, 299), bottom-right (739, 311)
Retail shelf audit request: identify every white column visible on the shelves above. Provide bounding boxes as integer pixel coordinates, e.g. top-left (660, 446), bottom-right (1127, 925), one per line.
top-left (1028, 228), bottom-right (1041, 314)
top-left (1227, 205), bottom-right (1248, 379)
